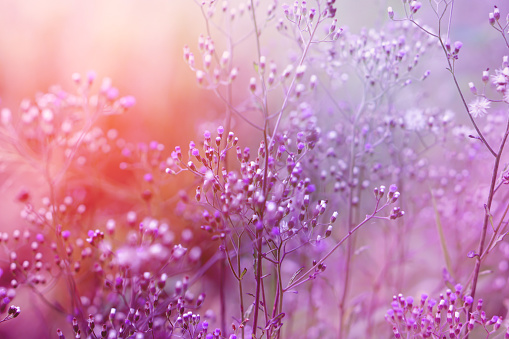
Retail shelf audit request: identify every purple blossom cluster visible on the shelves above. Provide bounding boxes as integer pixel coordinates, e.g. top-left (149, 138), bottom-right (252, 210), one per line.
top-left (386, 286), bottom-right (507, 338)
top-left (1, 0), bottom-right (509, 338)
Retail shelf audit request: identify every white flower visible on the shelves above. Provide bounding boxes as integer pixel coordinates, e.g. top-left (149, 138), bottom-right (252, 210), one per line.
top-left (491, 69), bottom-right (509, 92)
top-left (491, 72), bottom-right (507, 86)
top-left (468, 97), bottom-right (491, 118)
top-left (404, 108), bottom-right (426, 131)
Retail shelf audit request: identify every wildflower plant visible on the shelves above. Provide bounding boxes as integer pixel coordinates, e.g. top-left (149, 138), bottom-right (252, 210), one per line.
top-left (1, 0), bottom-right (509, 338)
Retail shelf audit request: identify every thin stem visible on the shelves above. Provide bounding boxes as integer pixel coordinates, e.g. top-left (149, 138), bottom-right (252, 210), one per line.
top-left (403, 9), bottom-right (496, 156)
top-left (252, 231), bottom-right (264, 337)
top-left (268, 10), bottom-right (321, 148)
top-left (481, 200), bottom-right (509, 259)
top-left (220, 259), bottom-right (226, 335)
top-left (237, 236), bottom-right (245, 339)
top-left (285, 200), bottom-right (389, 291)
top-left (249, 0), bottom-right (272, 335)
top-left (467, 119), bottom-right (509, 325)
top-left (338, 112), bottom-right (359, 338)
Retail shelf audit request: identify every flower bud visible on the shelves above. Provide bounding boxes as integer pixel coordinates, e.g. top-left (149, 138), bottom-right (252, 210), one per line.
top-left (220, 51), bottom-right (230, 67)
top-left (489, 13), bottom-right (496, 26)
top-left (229, 68), bottom-right (238, 82)
top-left (410, 1), bottom-right (421, 13)
top-left (249, 77), bottom-right (257, 93)
top-left (388, 7), bottom-right (394, 19)
top-left (329, 18), bottom-right (337, 33)
top-left (330, 211), bottom-right (338, 223)
top-left (259, 56), bottom-right (266, 70)
top-left (196, 70), bottom-right (205, 85)
top-left (197, 293), bottom-right (205, 307)
top-left (325, 225), bottom-right (332, 238)
top-left (453, 41), bottom-right (463, 54)
top-left (494, 6), bottom-right (501, 21)
top-left (468, 82), bottom-right (477, 94)
top-left (482, 70), bottom-right (490, 84)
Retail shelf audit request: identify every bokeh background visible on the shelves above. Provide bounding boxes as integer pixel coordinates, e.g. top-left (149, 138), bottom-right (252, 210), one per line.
top-left (1, 0), bottom-right (509, 338)
top-left (0, 0), bottom-right (506, 146)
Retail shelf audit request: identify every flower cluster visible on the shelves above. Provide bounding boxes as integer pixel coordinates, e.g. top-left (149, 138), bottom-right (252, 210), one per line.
top-left (386, 286), bottom-right (507, 338)
top-left (1, 1), bottom-right (509, 338)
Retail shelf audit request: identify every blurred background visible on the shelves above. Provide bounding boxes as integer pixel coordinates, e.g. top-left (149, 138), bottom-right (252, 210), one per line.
top-left (0, 0), bottom-right (507, 143)
top-left (1, 0), bottom-right (509, 338)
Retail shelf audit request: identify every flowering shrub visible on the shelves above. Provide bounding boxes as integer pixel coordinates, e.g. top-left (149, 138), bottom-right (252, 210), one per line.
top-left (1, 0), bottom-right (509, 338)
